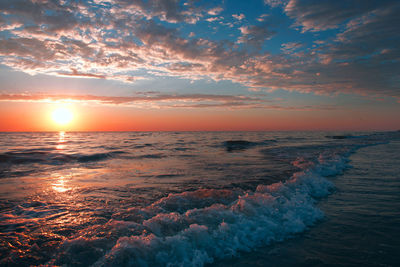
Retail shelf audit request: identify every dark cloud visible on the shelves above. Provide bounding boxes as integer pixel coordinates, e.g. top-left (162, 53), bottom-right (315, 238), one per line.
top-left (0, 0), bottom-right (83, 33)
top-left (285, 0), bottom-right (395, 31)
top-left (114, 0), bottom-right (202, 23)
top-left (309, 2), bottom-right (400, 97)
top-left (238, 23), bottom-right (276, 48)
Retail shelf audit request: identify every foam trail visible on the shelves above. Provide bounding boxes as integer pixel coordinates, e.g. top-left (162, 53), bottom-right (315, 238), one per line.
top-left (86, 152), bottom-right (350, 267)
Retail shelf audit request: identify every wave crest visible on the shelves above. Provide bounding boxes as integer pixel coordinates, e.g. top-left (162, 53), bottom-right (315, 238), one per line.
top-left (64, 151), bottom-right (348, 267)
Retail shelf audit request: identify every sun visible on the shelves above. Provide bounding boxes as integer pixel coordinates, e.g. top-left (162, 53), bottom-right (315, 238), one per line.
top-left (52, 107), bottom-right (74, 125)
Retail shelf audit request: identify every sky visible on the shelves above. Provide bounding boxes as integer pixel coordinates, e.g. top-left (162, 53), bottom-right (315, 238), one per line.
top-left (0, 0), bottom-right (399, 131)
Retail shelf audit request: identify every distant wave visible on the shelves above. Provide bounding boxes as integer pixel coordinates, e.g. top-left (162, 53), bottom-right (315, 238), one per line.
top-left (0, 149), bottom-right (172, 167)
top-left (77, 151), bottom-right (126, 162)
top-left (0, 150), bottom-right (126, 165)
top-left (134, 153), bottom-right (165, 159)
top-left (0, 151), bottom-right (48, 164)
top-left (325, 134), bottom-right (368, 140)
top-left (222, 139), bottom-right (276, 152)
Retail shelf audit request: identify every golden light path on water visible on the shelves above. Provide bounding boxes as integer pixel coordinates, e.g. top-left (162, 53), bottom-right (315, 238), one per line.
top-left (52, 131), bottom-right (70, 193)
top-left (56, 131), bottom-right (66, 150)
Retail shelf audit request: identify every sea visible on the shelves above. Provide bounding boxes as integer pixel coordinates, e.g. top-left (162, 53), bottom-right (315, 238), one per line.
top-left (0, 131), bottom-right (399, 266)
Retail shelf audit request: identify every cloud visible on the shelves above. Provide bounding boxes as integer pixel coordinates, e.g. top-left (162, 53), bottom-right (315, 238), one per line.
top-left (0, 92), bottom-right (261, 104)
top-left (264, 0), bottom-right (287, 8)
top-left (281, 42), bottom-right (303, 53)
top-left (208, 7), bottom-right (223, 16)
top-left (284, 0), bottom-right (394, 32)
top-left (307, 2), bottom-right (400, 97)
top-left (57, 68), bottom-right (106, 79)
top-left (0, 93), bottom-right (337, 110)
top-left (256, 14), bottom-right (269, 22)
top-left (232, 14), bottom-right (245, 21)
top-left (0, 37), bottom-right (56, 61)
top-left (113, 0), bottom-right (183, 23)
top-left (206, 17), bottom-right (222, 23)
top-left (0, 0), bottom-right (399, 100)
top-left (0, 0), bottom-right (81, 33)
top-left (111, 0), bottom-right (207, 24)
top-left (238, 23), bottom-right (276, 48)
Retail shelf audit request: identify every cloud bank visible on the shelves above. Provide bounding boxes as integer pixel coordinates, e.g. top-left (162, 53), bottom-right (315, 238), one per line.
top-left (0, 93), bottom-right (336, 111)
top-left (0, 0), bottom-right (399, 99)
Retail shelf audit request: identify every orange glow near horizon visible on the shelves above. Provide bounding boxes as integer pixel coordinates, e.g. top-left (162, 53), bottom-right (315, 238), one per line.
top-left (0, 101), bottom-right (398, 132)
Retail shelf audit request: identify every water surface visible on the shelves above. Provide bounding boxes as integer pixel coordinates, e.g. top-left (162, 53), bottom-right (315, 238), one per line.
top-left (0, 131), bottom-right (399, 266)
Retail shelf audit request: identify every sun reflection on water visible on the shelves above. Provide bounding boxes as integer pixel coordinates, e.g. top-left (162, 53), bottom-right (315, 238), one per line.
top-left (52, 175), bottom-right (70, 193)
top-left (56, 131), bottom-right (66, 150)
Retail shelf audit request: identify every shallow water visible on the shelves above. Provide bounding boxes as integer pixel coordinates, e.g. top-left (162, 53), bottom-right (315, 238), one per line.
top-left (0, 131), bottom-right (399, 266)
top-left (213, 140), bottom-right (400, 267)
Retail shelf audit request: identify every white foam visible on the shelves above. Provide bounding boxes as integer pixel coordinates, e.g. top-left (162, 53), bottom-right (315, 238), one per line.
top-left (90, 151), bottom-right (348, 267)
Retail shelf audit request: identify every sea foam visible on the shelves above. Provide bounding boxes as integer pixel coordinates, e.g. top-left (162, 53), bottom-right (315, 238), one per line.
top-left (80, 151), bottom-right (349, 267)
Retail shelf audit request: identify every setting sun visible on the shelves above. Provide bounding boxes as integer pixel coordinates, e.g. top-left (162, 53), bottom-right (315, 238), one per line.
top-left (52, 107), bottom-right (73, 125)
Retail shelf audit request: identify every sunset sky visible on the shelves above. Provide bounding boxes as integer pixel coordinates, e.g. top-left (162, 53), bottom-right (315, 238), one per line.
top-left (0, 0), bottom-right (399, 131)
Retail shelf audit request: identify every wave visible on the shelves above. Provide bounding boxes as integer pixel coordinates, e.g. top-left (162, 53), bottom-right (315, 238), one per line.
top-left (325, 134), bottom-right (367, 140)
top-left (77, 151), bottom-right (126, 162)
top-left (222, 140), bottom-right (259, 151)
top-left (0, 150), bottom-right (126, 165)
top-left (55, 148), bottom-right (352, 266)
top-left (134, 153), bottom-right (165, 159)
top-left (222, 140), bottom-right (275, 152)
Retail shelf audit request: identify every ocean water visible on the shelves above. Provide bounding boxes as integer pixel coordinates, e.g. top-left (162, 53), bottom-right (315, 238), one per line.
top-left (0, 131), bottom-right (399, 266)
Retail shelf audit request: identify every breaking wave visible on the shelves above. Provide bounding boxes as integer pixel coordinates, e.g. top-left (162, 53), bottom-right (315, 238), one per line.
top-left (55, 150), bottom-right (351, 266)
